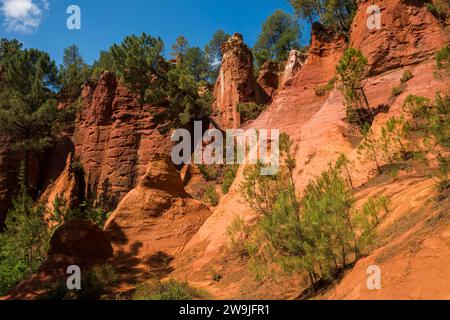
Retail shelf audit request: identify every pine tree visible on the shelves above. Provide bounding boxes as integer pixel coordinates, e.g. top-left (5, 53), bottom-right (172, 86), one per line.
top-left (107, 33), bottom-right (213, 132)
top-left (253, 10), bottom-right (301, 70)
top-left (357, 123), bottom-right (382, 175)
top-left (59, 45), bottom-right (92, 99)
top-left (0, 185), bottom-right (50, 295)
top-left (0, 41), bottom-right (62, 188)
top-left (290, 0), bottom-right (357, 33)
top-left (204, 30), bottom-right (231, 81)
top-left (336, 48), bottom-right (372, 127)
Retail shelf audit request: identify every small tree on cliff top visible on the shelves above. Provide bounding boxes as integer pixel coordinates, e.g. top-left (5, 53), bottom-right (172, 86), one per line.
top-left (59, 44), bottom-right (92, 100)
top-left (108, 33), bottom-right (213, 132)
top-left (253, 9), bottom-right (301, 70)
top-left (290, 0), bottom-right (357, 33)
top-left (204, 30), bottom-right (231, 82)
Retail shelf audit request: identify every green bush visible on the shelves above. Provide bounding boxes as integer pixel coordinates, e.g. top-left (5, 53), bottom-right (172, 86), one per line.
top-left (237, 103), bottom-right (267, 123)
top-left (199, 164), bottom-right (220, 181)
top-left (0, 186), bottom-right (51, 296)
top-left (400, 70), bottom-right (413, 83)
top-left (314, 78), bottom-right (336, 97)
top-left (52, 198), bottom-right (111, 229)
top-left (205, 186), bottom-right (219, 206)
top-left (222, 165), bottom-right (239, 194)
top-left (435, 45), bottom-right (450, 79)
top-left (237, 134), bottom-right (385, 288)
top-left (391, 86), bottom-right (403, 97)
top-left (42, 264), bottom-right (118, 300)
top-left (336, 48), bottom-right (373, 128)
top-left (133, 279), bottom-right (205, 300)
top-left (426, 1), bottom-right (449, 22)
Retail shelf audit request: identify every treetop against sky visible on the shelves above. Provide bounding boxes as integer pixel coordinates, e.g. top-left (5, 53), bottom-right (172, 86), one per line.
top-left (0, 0), bottom-right (311, 65)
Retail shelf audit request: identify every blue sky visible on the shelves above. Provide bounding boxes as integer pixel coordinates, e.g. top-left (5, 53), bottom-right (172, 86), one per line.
top-left (0, 0), bottom-right (311, 66)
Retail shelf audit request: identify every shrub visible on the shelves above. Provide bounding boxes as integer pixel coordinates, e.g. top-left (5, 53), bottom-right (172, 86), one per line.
top-left (205, 185), bottom-right (219, 206)
top-left (132, 279), bottom-right (205, 300)
top-left (42, 264), bottom-right (118, 300)
top-left (237, 103), bottom-right (266, 123)
top-left (52, 199), bottom-right (111, 229)
top-left (435, 45), bottom-right (450, 79)
top-left (314, 78), bottom-right (336, 97)
top-left (199, 164), bottom-right (219, 181)
top-left (426, 1), bottom-right (450, 22)
top-left (357, 124), bottom-right (383, 175)
top-left (391, 86), bottom-right (403, 97)
top-left (237, 134), bottom-right (386, 289)
top-left (435, 154), bottom-right (449, 201)
top-left (221, 165), bottom-right (239, 194)
top-left (0, 186), bottom-right (51, 296)
top-left (226, 215), bottom-right (251, 255)
top-left (70, 161), bottom-right (84, 175)
top-left (336, 48), bottom-right (373, 127)
top-left (400, 70), bottom-right (413, 83)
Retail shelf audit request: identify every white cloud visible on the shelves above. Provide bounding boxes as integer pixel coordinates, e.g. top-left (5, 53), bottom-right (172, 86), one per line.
top-left (1, 0), bottom-right (50, 33)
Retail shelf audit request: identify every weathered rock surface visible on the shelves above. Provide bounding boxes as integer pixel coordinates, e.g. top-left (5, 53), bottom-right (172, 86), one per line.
top-left (351, 0), bottom-right (450, 75)
top-left (171, 3), bottom-right (450, 299)
top-left (257, 61), bottom-right (280, 103)
top-left (104, 156), bottom-right (211, 268)
top-left (39, 153), bottom-right (81, 212)
top-left (213, 33), bottom-right (261, 129)
top-left (279, 49), bottom-right (306, 89)
top-left (73, 72), bottom-right (171, 209)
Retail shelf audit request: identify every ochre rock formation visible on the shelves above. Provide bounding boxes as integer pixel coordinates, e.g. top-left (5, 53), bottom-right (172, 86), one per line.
top-left (213, 33), bottom-right (261, 129)
top-left (73, 72), bottom-right (171, 209)
top-left (351, 0), bottom-right (449, 75)
top-left (39, 153), bottom-right (81, 212)
top-left (257, 61), bottom-right (280, 104)
top-left (104, 156), bottom-right (211, 268)
top-left (279, 49), bottom-right (306, 89)
top-left (170, 3), bottom-right (450, 299)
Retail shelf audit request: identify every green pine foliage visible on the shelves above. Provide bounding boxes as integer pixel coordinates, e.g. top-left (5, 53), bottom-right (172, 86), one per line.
top-left (426, 0), bottom-right (450, 23)
top-left (59, 45), bottom-right (92, 100)
top-left (132, 279), bottom-right (205, 300)
top-left (357, 93), bottom-right (449, 199)
top-left (253, 9), bottom-right (301, 70)
top-left (237, 102), bottom-right (267, 123)
top-left (204, 30), bottom-right (231, 82)
top-left (205, 185), bottom-right (219, 206)
top-left (222, 165), bottom-right (239, 195)
top-left (43, 264), bottom-right (118, 300)
top-left (435, 45), bottom-right (450, 79)
top-left (290, 0), bottom-right (357, 34)
top-left (0, 186), bottom-right (51, 296)
top-left (336, 48), bottom-right (373, 127)
top-left (400, 70), bottom-right (413, 83)
top-left (357, 124), bottom-right (383, 175)
top-left (52, 197), bottom-right (111, 229)
top-left (0, 40), bottom-right (72, 188)
top-left (100, 33), bottom-right (213, 132)
top-left (237, 134), bottom-right (386, 289)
